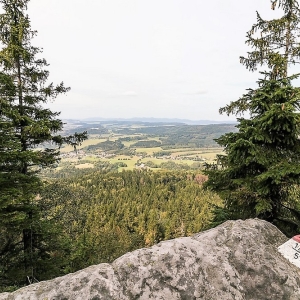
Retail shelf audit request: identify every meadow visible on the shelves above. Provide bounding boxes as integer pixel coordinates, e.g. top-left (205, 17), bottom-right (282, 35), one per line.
top-left (52, 120), bottom-right (233, 173)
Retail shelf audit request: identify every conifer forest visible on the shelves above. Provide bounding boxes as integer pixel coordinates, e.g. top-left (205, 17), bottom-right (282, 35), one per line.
top-left (1, 0), bottom-right (300, 293)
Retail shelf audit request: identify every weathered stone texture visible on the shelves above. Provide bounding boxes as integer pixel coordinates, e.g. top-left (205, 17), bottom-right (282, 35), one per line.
top-left (1, 219), bottom-right (300, 300)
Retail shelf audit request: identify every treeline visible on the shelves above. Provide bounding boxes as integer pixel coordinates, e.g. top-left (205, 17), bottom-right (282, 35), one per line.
top-left (38, 170), bottom-right (221, 277)
top-left (86, 140), bottom-right (124, 151)
top-left (114, 124), bottom-right (237, 148)
top-left (40, 161), bottom-right (125, 178)
top-left (130, 140), bottom-right (162, 148)
top-left (66, 123), bottom-right (237, 150)
top-left (79, 124), bottom-right (237, 153)
top-left (144, 160), bottom-right (203, 170)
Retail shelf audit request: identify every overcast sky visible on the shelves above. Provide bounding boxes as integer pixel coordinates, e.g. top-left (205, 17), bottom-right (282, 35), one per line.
top-left (26, 0), bottom-right (283, 121)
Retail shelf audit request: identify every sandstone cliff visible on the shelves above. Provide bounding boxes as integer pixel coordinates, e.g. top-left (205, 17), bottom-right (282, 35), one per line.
top-left (1, 219), bottom-right (300, 300)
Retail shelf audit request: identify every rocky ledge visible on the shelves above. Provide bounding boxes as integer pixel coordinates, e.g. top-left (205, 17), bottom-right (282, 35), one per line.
top-left (1, 219), bottom-right (300, 300)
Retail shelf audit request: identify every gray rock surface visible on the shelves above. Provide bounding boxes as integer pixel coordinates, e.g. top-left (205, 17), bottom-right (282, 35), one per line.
top-left (1, 219), bottom-right (300, 300)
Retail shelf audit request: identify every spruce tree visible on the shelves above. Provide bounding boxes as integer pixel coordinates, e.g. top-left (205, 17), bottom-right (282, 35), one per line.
top-left (0, 0), bottom-right (86, 289)
top-left (204, 0), bottom-right (300, 236)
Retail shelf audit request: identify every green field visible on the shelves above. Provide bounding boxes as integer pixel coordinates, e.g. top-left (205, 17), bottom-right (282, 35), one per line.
top-left (59, 146), bottom-right (222, 172)
top-left (60, 138), bottom-right (107, 153)
top-left (51, 121), bottom-right (234, 174)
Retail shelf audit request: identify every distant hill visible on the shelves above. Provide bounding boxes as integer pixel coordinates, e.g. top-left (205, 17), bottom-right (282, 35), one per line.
top-left (61, 120), bottom-right (237, 148)
top-left (72, 117), bottom-right (237, 125)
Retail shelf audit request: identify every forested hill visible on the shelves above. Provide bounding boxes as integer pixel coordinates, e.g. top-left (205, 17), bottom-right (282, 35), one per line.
top-left (39, 170), bottom-right (221, 275)
top-left (62, 121), bottom-right (238, 148)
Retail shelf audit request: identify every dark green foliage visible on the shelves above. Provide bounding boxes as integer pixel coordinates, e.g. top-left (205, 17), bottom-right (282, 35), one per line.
top-left (86, 140), bottom-right (124, 151)
top-left (153, 150), bottom-right (172, 157)
top-left (111, 124), bottom-right (237, 148)
top-left (118, 136), bottom-right (144, 142)
top-left (0, 0), bottom-right (86, 290)
top-left (130, 140), bottom-right (162, 148)
top-left (144, 161), bottom-right (159, 168)
top-left (205, 0), bottom-right (300, 236)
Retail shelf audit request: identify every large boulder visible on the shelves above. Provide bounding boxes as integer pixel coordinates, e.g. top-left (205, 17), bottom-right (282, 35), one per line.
top-left (1, 219), bottom-right (300, 300)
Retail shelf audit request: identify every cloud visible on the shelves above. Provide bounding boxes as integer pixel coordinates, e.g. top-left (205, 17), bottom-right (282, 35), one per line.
top-left (122, 91), bottom-right (138, 97)
top-left (107, 90), bottom-right (139, 98)
top-left (184, 90), bottom-right (208, 96)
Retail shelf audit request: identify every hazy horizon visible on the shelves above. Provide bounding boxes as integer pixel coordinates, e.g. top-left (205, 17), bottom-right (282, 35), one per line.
top-left (63, 117), bottom-right (237, 125)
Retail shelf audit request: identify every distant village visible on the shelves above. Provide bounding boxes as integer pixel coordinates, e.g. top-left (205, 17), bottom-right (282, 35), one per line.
top-left (60, 150), bottom-right (207, 162)
top-left (59, 150), bottom-right (115, 159)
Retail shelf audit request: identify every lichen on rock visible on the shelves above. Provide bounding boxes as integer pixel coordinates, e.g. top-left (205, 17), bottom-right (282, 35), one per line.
top-left (1, 219), bottom-right (300, 300)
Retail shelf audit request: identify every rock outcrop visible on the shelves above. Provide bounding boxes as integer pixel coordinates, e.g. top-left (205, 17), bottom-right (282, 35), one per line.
top-left (1, 219), bottom-right (300, 300)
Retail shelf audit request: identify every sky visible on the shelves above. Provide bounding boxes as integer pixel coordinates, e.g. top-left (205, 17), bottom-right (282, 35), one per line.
top-left (25, 0), bottom-right (284, 121)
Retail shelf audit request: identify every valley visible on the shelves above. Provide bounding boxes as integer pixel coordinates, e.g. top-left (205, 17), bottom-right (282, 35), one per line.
top-left (43, 120), bottom-right (236, 177)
